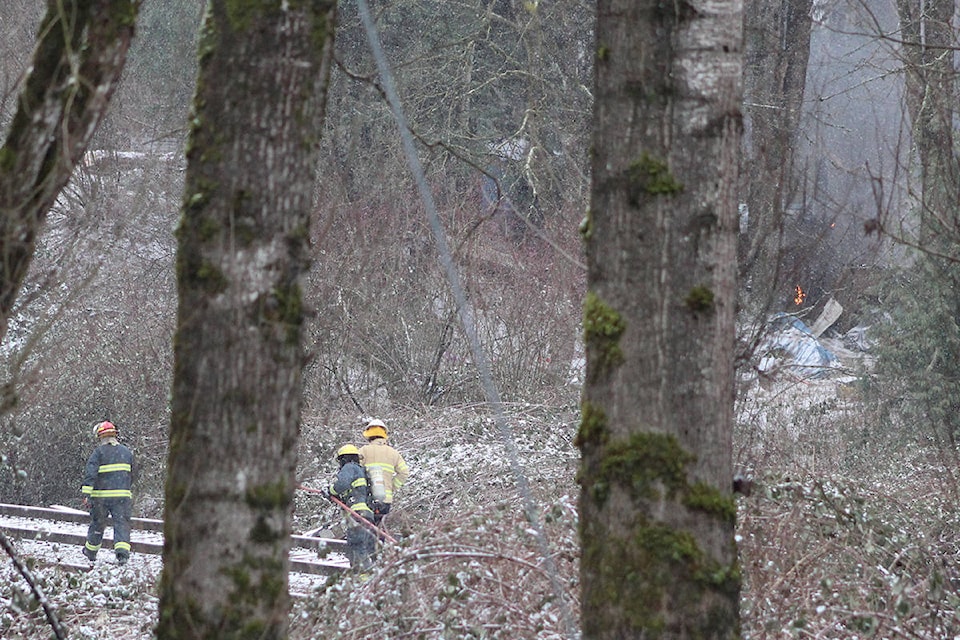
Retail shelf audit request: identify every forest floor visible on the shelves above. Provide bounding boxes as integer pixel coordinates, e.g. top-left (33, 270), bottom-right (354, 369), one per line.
top-left (3, 345), bottom-right (960, 638)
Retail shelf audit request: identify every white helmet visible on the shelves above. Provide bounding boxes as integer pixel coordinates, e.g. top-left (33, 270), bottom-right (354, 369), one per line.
top-left (363, 418), bottom-right (388, 440)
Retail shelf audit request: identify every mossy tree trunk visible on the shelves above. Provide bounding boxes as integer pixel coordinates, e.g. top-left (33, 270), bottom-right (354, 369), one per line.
top-left (156, 1), bottom-right (335, 639)
top-left (0, 0), bottom-right (138, 342)
top-left (579, 1), bottom-right (743, 638)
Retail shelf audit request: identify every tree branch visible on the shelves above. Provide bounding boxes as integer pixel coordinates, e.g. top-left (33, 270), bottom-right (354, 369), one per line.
top-left (0, 0), bottom-right (138, 341)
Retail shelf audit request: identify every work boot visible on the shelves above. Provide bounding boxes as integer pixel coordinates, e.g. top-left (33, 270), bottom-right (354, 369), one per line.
top-left (83, 547), bottom-right (96, 562)
top-left (116, 553), bottom-right (128, 566)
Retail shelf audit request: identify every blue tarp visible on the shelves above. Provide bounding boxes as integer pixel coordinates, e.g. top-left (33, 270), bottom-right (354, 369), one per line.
top-left (759, 313), bottom-right (840, 379)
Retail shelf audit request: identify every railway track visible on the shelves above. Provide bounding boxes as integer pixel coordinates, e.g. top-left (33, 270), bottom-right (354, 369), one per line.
top-left (0, 502), bottom-right (350, 578)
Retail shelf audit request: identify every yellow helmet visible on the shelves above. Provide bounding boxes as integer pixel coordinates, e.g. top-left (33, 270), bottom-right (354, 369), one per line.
top-left (336, 444), bottom-right (360, 459)
top-left (363, 419), bottom-right (388, 440)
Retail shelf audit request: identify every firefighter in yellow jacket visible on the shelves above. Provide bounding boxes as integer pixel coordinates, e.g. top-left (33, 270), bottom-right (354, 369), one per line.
top-left (358, 418), bottom-right (409, 526)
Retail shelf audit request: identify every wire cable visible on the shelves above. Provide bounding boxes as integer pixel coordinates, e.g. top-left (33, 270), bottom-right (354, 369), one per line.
top-left (354, 2), bottom-right (577, 637)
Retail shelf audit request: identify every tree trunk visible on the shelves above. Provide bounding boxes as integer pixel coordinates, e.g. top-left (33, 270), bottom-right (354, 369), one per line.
top-left (739, 0), bottom-right (814, 303)
top-left (156, 2), bottom-right (335, 638)
top-left (0, 0), bottom-right (138, 341)
top-left (896, 0), bottom-right (956, 242)
top-left (579, 1), bottom-right (742, 637)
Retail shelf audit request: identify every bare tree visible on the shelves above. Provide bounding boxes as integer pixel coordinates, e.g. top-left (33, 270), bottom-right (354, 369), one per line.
top-left (894, 0), bottom-right (956, 243)
top-left (578, 1), bottom-right (742, 636)
top-left (301, 0), bottom-right (593, 413)
top-left (0, 3), bottom-right (138, 636)
top-left (740, 0), bottom-right (814, 308)
top-left (155, 1), bottom-right (336, 637)
top-left (0, 0), bottom-right (139, 342)
top-left (860, 1), bottom-right (960, 491)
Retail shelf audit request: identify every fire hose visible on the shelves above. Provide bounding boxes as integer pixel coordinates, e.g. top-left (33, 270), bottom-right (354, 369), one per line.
top-left (297, 484), bottom-right (397, 544)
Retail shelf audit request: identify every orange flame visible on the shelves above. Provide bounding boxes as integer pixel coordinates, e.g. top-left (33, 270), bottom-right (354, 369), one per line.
top-left (794, 285), bottom-right (806, 305)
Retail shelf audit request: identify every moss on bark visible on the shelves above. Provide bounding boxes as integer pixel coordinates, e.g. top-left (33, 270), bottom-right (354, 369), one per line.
top-left (581, 431), bottom-right (741, 637)
top-left (583, 291), bottom-right (625, 381)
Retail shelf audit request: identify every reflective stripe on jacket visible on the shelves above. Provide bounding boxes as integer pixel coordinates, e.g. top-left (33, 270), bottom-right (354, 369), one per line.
top-left (359, 439), bottom-right (409, 504)
top-left (330, 461), bottom-right (373, 515)
top-left (81, 441), bottom-right (134, 499)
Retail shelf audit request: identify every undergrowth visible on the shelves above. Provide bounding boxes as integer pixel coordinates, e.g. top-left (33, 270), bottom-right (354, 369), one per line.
top-left (736, 362), bottom-right (960, 638)
top-left (291, 495), bottom-right (580, 639)
top-left (5, 372), bottom-right (960, 638)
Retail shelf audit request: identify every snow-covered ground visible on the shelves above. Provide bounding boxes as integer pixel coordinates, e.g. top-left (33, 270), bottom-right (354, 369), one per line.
top-left (2, 322), bottom-right (913, 640)
top-left (0, 515), bottom-right (343, 639)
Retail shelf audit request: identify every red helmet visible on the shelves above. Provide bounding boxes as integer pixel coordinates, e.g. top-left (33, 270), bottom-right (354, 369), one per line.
top-left (95, 421), bottom-right (117, 439)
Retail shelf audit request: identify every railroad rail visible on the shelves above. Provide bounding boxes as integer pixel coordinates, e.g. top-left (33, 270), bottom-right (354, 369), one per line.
top-left (0, 502), bottom-right (350, 577)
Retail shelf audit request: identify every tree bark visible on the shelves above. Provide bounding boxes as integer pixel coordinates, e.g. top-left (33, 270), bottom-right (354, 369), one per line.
top-left (739, 0), bottom-right (814, 302)
top-left (0, 0), bottom-right (138, 341)
top-left (156, 2), bottom-right (335, 638)
top-left (579, 1), bottom-right (742, 637)
top-left (895, 0), bottom-right (956, 242)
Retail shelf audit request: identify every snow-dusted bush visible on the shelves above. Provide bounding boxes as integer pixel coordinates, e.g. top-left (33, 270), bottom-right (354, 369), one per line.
top-left (291, 494), bottom-right (579, 639)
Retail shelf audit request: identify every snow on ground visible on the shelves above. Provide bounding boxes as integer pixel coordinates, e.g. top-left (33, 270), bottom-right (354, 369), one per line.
top-left (0, 520), bottom-right (339, 639)
top-left (0, 326), bottom-right (880, 639)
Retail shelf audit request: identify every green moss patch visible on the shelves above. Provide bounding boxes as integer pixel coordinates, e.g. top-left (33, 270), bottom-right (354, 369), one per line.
top-left (626, 153), bottom-right (683, 207)
top-left (583, 291), bottom-right (626, 379)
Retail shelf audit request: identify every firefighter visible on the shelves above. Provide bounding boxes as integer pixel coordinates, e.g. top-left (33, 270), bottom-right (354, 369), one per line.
top-left (359, 418), bottom-right (409, 527)
top-left (81, 420), bottom-right (134, 565)
top-left (329, 444), bottom-right (377, 571)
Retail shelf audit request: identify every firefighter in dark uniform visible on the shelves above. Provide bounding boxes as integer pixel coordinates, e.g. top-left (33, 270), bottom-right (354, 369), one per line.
top-left (329, 444), bottom-right (377, 571)
top-left (81, 421), bottom-right (134, 565)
